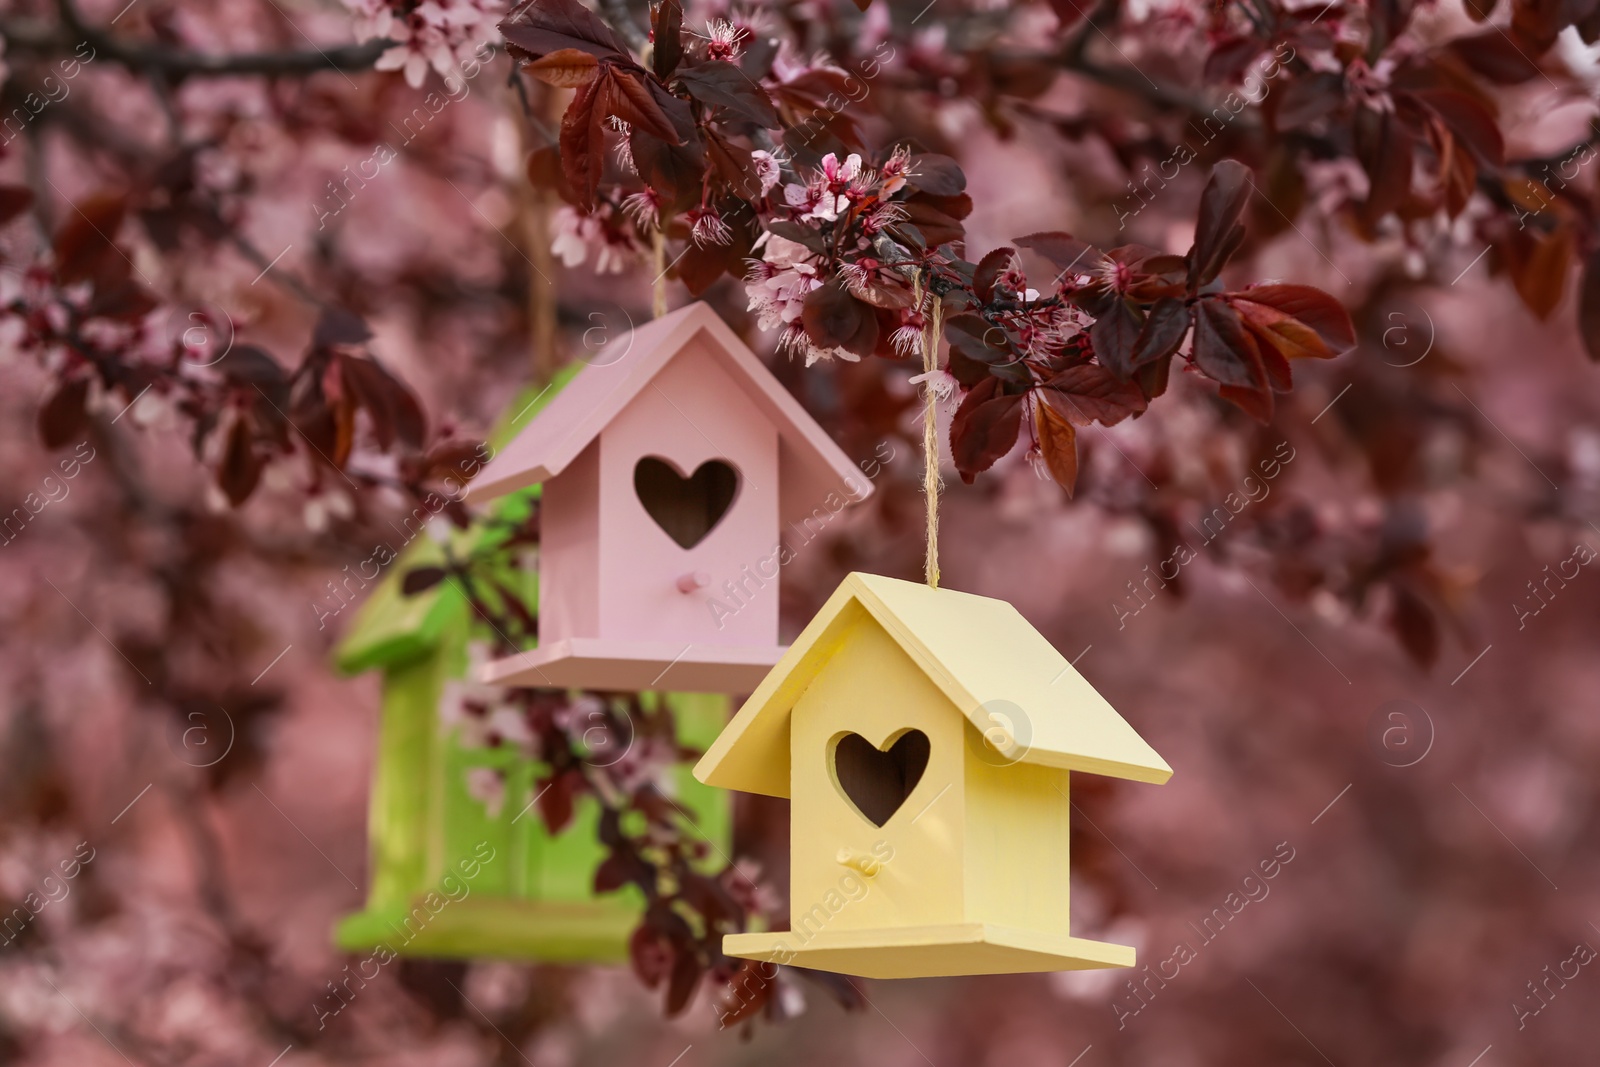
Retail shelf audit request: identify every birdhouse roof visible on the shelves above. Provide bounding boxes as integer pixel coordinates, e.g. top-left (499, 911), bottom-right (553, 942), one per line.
top-left (466, 302), bottom-right (870, 508)
top-left (695, 573), bottom-right (1172, 797)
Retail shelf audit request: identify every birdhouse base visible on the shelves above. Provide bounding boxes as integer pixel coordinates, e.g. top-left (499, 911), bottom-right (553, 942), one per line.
top-left (336, 895), bottom-right (635, 963)
top-left (722, 922), bottom-right (1136, 979)
top-left (480, 638), bottom-right (785, 693)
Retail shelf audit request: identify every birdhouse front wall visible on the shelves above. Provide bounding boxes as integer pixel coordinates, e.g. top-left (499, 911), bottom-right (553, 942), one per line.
top-left (537, 440), bottom-right (600, 644)
top-left (594, 338), bottom-right (780, 647)
top-left (788, 608), bottom-right (969, 935)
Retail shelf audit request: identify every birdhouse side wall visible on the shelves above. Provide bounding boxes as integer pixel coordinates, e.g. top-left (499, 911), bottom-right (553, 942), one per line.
top-left (962, 754), bottom-right (1073, 936)
top-left (596, 340), bottom-right (780, 647)
top-left (537, 442), bottom-right (601, 643)
top-left (788, 611), bottom-right (967, 937)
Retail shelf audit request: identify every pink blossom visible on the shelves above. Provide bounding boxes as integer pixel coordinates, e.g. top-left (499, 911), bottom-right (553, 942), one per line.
top-left (880, 144), bottom-right (915, 195)
top-left (909, 367), bottom-right (959, 400)
top-left (621, 188), bottom-right (662, 231)
top-left (353, 0), bottom-right (504, 88)
top-left (744, 235), bottom-right (821, 331)
top-left (688, 207), bottom-right (734, 247)
top-left (700, 19), bottom-right (744, 62)
top-left (465, 766), bottom-right (506, 817)
top-left (750, 150), bottom-right (781, 196)
top-left (550, 205), bottom-right (640, 274)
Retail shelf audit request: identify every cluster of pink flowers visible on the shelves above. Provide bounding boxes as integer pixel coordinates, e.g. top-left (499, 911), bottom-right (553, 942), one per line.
top-left (343, 0), bottom-right (505, 88)
top-left (782, 149), bottom-right (907, 231)
top-left (743, 149), bottom-right (915, 365)
top-left (550, 204), bottom-right (642, 274)
top-left (744, 233), bottom-right (834, 363)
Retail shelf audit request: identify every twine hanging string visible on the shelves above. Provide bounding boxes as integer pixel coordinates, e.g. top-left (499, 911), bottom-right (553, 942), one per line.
top-left (652, 229), bottom-right (668, 319)
top-left (914, 270), bottom-right (944, 590)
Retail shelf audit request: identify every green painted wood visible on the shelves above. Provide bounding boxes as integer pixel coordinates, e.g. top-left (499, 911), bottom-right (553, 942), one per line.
top-left (333, 373), bottom-right (573, 676)
top-left (334, 376), bottom-right (735, 962)
top-left (363, 640), bottom-right (450, 909)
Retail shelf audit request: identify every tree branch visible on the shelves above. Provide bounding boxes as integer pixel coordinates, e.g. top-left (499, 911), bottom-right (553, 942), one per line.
top-left (0, 3), bottom-right (387, 79)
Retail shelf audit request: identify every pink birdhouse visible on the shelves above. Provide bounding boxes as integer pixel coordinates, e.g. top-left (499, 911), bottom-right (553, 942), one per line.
top-left (466, 302), bottom-right (872, 693)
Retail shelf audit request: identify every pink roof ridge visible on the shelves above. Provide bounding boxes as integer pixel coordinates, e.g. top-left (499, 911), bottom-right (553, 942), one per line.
top-left (467, 302), bottom-right (872, 509)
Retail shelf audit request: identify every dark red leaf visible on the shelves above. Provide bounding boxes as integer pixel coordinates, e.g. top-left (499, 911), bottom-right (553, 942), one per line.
top-left (1132, 297), bottom-right (1191, 370)
top-left (54, 193), bottom-right (127, 287)
top-left (560, 75), bottom-right (606, 210)
top-left (945, 315), bottom-right (1030, 386)
top-left (217, 416), bottom-right (264, 506)
top-left (537, 771), bottom-right (577, 834)
top-left (0, 186), bottom-right (33, 226)
top-left (401, 566), bottom-right (448, 596)
top-left (664, 944), bottom-right (703, 1016)
top-left (1034, 396), bottom-right (1079, 496)
top-left (950, 377), bottom-right (1024, 482)
top-left (704, 128), bottom-right (757, 194)
top-left (499, 0), bottom-right (632, 63)
top-left (651, 0), bottom-right (684, 78)
top-left (1135, 349), bottom-right (1174, 401)
top-left (1579, 248), bottom-right (1600, 361)
top-left (1580, 4), bottom-right (1600, 42)
top-left (525, 47), bottom-right (599, 87)
top-left (1044, 0), bottom-right (1088, 29)
top-left (973, 247), bottom-right (1016, 303)
top-left (899, 200), bottom-right (966, 247)
top-left (802, 278), bottom-right (878, 358)
top-left (629, 923), bottom-right (671, 989)
top-left (219, 345), bottom-right (287, 389)
top-left (1505, 226), bottom-right (1572, 319)
top-left (1448, 30), bottom-right (1543, 83)
top-left (675, 61), bottom-right (780, 127)
top-left (313, 308), bottom-right (372, 348)
top-left (1204, 35), bottom-right (1267, 83)
top-left (631, 130), bottom-right (706, 213)
top-left (1089, 296), bottom-right (1142, 379)
top-left (1233, 284), bottom-right (1355, 350)
top-left (715, 962), bottom-right (775, 1027)
top-left (1274, 73), bottom-right (1346, 129)
top-left (675, 227), bottom-right (747, 294)
top-left (1191, 298), bottom-right (1265, 389)
top-left (915, 191), bottom-right (973, 220)
top-left (1408, 88), bottom-right (1504, 166)
top-left (341, 355), bottom-right (422, 450)
top-left (909, 154), bottom-right (966, 196)
top-left (600, 66), bottom-right (683, 144)
top-left (593, 852), bottom-right (635, 893)
top-left (1231, 297), bottom-right (1335, 361)
top-left (1219, 382), bottom-right (1275, 423)
top-left (1389, 582), bottom-right (1440, 667)
top-left (1189, 161), bottom-right (1252, 289)
top-left (990, 56), bottom-right (1057, 99)
top-left (1355, 107), bottom-right (1415, 224)
top-left (1044, 363), bottom-right (1148, 425)
top-left (1370, 0), bottom-right (1416, 52)
top-left (86, 279), bottom-right (160, 322)
top-left (38, 378), bottom-right (90, 449)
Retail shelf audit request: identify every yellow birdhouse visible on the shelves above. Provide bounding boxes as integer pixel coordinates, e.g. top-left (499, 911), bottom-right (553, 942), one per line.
top-left (693, 572), bottom-right (1172, 979)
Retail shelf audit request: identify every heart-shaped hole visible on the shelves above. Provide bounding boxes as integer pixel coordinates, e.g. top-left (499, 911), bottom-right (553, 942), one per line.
top-left (633, 456), bottom-right (740, 550)
top-left (832, 730), bottom-right (930, 827)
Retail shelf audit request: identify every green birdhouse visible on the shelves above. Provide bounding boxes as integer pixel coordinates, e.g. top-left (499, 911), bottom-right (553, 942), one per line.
top-left (332, 384), bottom-right (732, 963)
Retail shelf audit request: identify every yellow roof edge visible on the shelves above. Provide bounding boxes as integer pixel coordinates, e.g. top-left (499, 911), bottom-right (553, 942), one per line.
top-left (693, 572), bottom-right (1173, 791)
top-left (691, 576), bottom-right (872, 794)
top-left (1019, 747), bottom-right (1175, 785)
